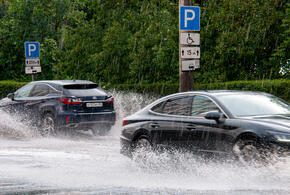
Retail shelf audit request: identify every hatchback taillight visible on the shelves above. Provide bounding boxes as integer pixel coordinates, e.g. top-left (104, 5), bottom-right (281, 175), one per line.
top-left (60, 98), bottom-right (82, 105)
top-left (122, 120), bottom-right (128, 126)
top-left (105, 97), bottom-right (114, 104)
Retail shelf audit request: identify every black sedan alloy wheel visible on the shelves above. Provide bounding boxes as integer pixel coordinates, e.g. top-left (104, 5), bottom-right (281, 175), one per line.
top-left (233, 139), bottom-right (279, 165)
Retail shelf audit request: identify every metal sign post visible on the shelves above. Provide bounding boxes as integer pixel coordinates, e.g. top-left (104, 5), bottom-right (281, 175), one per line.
top-left (179, 0), bottom-right (200, 92)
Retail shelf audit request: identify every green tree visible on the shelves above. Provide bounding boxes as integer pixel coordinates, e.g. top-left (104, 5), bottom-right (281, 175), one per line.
top-left (271, 3), bottom-right (290, 78)
top-left (0, 0), bottom-right (70, 80)
top-left (0, 0), bottom-right (288, 85)
top-left (196, 0), bottom-right (287, 83)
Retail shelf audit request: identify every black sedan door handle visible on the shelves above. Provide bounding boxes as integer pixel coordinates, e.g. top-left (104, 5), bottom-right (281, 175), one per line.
top-left (186, 125), bottom-right (196, 131)
top-left (150, 123), bottom-right (160, 129)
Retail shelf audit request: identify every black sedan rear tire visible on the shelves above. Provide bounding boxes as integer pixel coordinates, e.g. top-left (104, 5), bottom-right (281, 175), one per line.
top-left (135, 138), bottom-right (152, 151)
top-left (132, 137), bottom-right (153, 161)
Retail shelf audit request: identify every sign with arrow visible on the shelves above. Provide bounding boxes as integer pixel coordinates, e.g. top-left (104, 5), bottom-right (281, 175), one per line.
top-left (182, 60), bottom-right (200, 71)
top-left (180, 47), bottom-right (200, 59)
top-left (25, 66), bottom-right (42, 74)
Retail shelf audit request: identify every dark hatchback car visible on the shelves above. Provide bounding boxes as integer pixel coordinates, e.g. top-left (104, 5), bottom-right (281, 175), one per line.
top-left (121, 91), bottom-right (290, 163)
top-left (0, 80), bottom-right (115, 135)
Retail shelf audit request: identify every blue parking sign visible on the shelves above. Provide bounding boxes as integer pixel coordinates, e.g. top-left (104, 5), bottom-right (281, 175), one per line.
top-left (180, 6), bottom-right (200, 31)
top-left (25, 42), bottom-right (40, 58)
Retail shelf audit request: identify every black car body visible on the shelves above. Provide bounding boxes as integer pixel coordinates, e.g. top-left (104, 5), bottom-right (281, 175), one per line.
top-left (0, 80), bottom-right (116, 135)
top-left (120, 91), bottom-right (290, 162)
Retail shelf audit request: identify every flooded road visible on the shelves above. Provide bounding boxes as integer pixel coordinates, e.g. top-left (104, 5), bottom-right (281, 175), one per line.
top-left (0, 92), bottom-right (289, 194)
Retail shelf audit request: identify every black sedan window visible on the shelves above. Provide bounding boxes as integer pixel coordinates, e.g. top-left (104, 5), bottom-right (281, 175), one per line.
top-left (218, 94), bottom-right (290, 117)
top-left (191, 96), bottom-right (220, 117)
top-left (159, 96), bottom-right (192, 116)
top-left (151, 102), bottom-right (164, 113)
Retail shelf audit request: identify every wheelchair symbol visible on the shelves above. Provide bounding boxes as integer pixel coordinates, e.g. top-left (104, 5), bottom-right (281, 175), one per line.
top-left (186, 34), bottom-right (194, 44)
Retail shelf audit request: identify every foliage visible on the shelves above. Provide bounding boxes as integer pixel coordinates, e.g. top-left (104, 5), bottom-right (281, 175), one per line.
top-left (0, 0), bottom-right (289, 85)
top-left (1, 79), bottom-right (288, 102)
top-left (0, 0), bottom-right (70, 81)
top-left (271, 3), bottom-right (290, 78)
top-left (196, 79), bottom-right (290, 101)
top-left (0, 80), bottom-right (27, 98)
top-left (106, 79), bottom-right (290, 102)
top-left (0, 79), bottom-right (288, 103)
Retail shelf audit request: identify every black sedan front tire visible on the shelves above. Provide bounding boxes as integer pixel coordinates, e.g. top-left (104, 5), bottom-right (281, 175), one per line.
top-left (233, 139), bottom-right (274, 165)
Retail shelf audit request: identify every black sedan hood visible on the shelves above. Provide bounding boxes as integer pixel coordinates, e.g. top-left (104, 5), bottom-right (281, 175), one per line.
top-left (242, 115), bottom-right (290, 132)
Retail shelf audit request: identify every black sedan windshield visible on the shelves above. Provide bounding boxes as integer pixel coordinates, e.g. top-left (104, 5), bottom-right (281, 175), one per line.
top-left (218, 94), bottom-right (290, 117)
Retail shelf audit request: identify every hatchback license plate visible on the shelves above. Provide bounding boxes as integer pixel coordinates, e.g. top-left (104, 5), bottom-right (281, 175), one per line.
top-left (86, 103), bottom-right (103, 107)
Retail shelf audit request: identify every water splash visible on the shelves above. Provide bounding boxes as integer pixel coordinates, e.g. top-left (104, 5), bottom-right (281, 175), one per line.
top-left (108, 90), bottom-right (157, 137)
top-left (0, 91), bottom-right (289, 194)
top-left (0, 110), bottom-right (38, 139)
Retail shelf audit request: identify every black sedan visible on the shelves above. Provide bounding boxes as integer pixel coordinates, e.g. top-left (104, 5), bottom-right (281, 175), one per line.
top-left (0, 80), bottom-right (116, 135)
top-left (120, 90), bottom-right (290, 163)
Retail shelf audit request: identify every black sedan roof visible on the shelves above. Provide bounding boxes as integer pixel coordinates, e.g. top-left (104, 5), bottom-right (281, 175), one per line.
top-left (140, 90), bottom-right (273, 118)
top-left (163, 90), bottom-right (270, 98)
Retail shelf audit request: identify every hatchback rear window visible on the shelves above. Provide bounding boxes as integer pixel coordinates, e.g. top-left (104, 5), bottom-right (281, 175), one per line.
top-left (63, 84), bottom-right (106, 97)
top-left (63, 84), bottom-right (98, 89)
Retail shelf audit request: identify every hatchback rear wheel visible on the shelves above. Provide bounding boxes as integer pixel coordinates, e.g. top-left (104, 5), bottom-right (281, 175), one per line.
top-left (41, 113), bottom-right (56, 136)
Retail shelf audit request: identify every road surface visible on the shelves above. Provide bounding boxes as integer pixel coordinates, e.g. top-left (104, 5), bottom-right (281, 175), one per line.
top-left (0, 92), bottom-right (289, 194)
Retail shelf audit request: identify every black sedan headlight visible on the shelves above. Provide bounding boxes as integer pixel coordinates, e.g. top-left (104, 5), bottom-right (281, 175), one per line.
top-left (270, 132), bottom-right (290, 142)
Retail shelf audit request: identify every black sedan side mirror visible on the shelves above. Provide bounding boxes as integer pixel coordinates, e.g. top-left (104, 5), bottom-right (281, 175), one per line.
top-left (7, 93), bottom-right (15, 100)
top-left (205, 111), bottom-right (224, 122)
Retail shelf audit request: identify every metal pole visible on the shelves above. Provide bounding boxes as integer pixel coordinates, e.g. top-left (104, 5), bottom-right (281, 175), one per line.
top-left (179, 0), bottom-right (194, 92)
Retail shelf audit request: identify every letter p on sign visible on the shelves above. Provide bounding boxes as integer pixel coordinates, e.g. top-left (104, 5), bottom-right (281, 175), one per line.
top-left (28, 44), bottom-right (36, 56)
top-left (180, 6), bottom-right (200, 31)
top-left (25, 42), bottom-right (40, 58)
top-left (184, 9), bottom-right (195, 28)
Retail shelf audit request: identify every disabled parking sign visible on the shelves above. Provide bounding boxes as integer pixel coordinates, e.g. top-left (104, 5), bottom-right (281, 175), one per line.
top-left (180, 6), bottom-right (200, 31)
top-left (25, 42), bottom-right (40, 58)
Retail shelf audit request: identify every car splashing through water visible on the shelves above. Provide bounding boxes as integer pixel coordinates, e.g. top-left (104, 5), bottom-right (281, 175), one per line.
top-left (121, 90), bottom-right (290, 166)
top-left (0, 91), bottom-right (289, 194)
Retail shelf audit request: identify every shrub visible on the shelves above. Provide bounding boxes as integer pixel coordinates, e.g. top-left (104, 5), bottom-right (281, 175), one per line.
top-left (0, 79), bottom-right (289, 102)
top-left (106, 79), bottom-right (289, 102)
top-left (0, 81), bottom-right (27, 98)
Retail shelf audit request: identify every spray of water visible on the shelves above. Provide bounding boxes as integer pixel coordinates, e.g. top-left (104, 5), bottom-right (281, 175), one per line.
top-left (131, 148), bottom-right (290, 192)
top-left (0, 91), bottom-right (289, 194)
top-left (108, 90), bottom-right (157, 137)
top-left (0, 109), bottom-right (39, 139)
